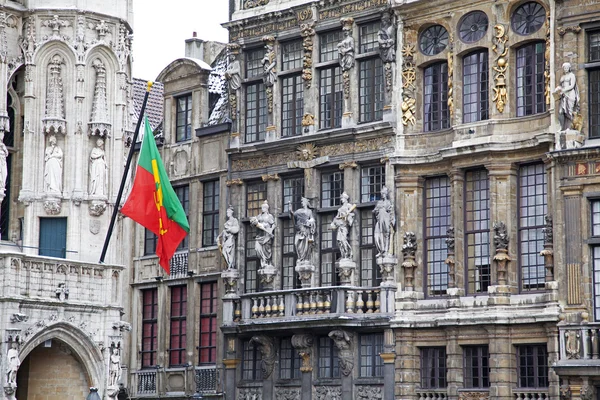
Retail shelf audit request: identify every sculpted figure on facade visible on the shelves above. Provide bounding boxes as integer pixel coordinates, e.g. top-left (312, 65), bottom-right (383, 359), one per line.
top-left (5, 342), bottom-right (19, 385)
top-left (89, 138), bottom-right (107, 196)
top-left (554, 62), bottom-right (581, 132)
top-left (44, 135), bottom-right (63, 195)
top-left (250, 335), bottom-right (276, 379)
top-left (290, 197), bottom-right (316, 263)
top-left (328, 329), bottom-right (353, 376)
top-left (250, 200), bottom-right (275, 268)
top-left (378, 11), bottom-right (396, 63)
top-left (338, 18), bottom-right (355, 72)
top-left (108, 348), bottom-right (121, 387)
top-left (330, 192), bottom-right (356, 260)
top-left (225, 44), bottom-right (241, 92)
top-left (261, 36), bottom-right (276, 87)
top-left (0, 132), bottom-right (8, 194)
top-left (373, 186), bottom-right (395, 257)
top-left (218, 206), bottom-right (240, 270)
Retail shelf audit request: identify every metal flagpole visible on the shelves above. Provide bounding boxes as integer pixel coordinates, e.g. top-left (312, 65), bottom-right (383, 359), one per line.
top-left (99, 81), bottom-right (153, 263)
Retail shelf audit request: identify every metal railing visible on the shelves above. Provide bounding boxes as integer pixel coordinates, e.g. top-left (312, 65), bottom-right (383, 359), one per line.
top-left (169, 252), bottom-right (188, 278)
top-left (136, 371), bottom-right (157, 395)
top-left (195, 366), bottom-right (217, 394)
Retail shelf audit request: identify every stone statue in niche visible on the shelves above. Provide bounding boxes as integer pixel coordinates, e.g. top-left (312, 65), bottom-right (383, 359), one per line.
top-left (250, 200), bottom-right (275, 268)
top-left (225, 48), bottom-right (241, 92)
top-left (338, 21), bottom-right (355, 71)
top-left (44, 134), bottom-right (63, 195)
top-left (554, 62), bottom-right (580, 132)
top-left (108, 347), bottom-right (121, 387)
top-left (290, 197), bottom-right (316, 263)
top-left (5, 342), bottom-right (20, 385)
top-left (330, 192), bottom-right (356, 260)
top-left (378, 11), bottom-right (396, 63)
top-left (0, 131), bottom-right (8, 194)
top-left (373, 186), bottom-right (396, 257)
top-left (89, 138), bottom-right (107, 196)
top-left (218, 205), bottom-right (240, 270)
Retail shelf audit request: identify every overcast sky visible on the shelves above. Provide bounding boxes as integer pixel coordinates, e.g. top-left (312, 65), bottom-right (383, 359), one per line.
top-left (131, 1), bottom-right (230, 81)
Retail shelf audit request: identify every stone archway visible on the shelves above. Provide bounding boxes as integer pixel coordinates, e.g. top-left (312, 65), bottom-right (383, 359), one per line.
top-left (15, 322), bottom-right (105, 400)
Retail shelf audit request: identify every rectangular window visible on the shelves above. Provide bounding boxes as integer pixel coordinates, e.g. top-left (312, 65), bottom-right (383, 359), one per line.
top-left (320, 31), bottom-right (343, 62)
top-left (318, 336), bottom-right (340, 378)
top-left (517, 344), bottom-right (548, 388)
top-left (282, 74), bottom-right (304, 137)
top-left (245, 82), bottom-right (267, 143)
top-left (280, 337), bottom-right (302, 379)
top-left (359, 333), bottom-right (384, 377)
top-left (39, 217), bottom-right (67, 258)
top-left (589, 30), bottom-right (600, 62)
top-left (592, 200), bottom-right (600, 320)
top-left (516, 42), bottom-right (546, 117)
top-left (360, 165), bottom-right (385, 203)
top-left (590, 69), bottom-right (600, 139)
top-left (242, 340), bottom-right (263, 380)
top-left (199, 282), bottom-right (217, 364)
top-left (319, 66), bottom-right (343, 130)
top-left (463, 50), bottom-right (489, 123)
top-left (359, 58), bottom-right (384, 123)
top-left (283, 176), bottom-right (304, 212)
top-left (281, 218), bottom-right (300, 289)
top-left (465, 169), bottom-right (490, 294)
top-left (144, 229), bottom-right (157, 256)
top-left (518, 164), bottom-right (547, 291)
top-left (321, 170), bottom-right (344, 208)
top-left (463, 346), bottom-right (489, 389)
top-left (360, 209), bottom-right (379, 286)
top-left (141, 288), bottom-right (158, 368)
top-left (425, 176), bottom-right (450, 297)
top-left (420, 347), bottom-right (447, 389)
top-left (169, 285), bottom-right (187, 367)
top-left (202, 180), bottom-right (220, 247)
top-left (320, 213), bottom-right (340, 286)
top-left (245, 224), bottom-right (259, 293)
top-left (176, 95), bottom-right (192, 142)
top-left (359, 21), bottom-right (380, 53)
top-left (282, 40), bottom-right (303, 70)
top-left (246, 48), bottom-right (265, 78)
top-left (175, 185), bottom-right (190, 251)
top-left (247, 182), bottom-right (267, 217)
top-left (424, 62), bottom-right (449, 132)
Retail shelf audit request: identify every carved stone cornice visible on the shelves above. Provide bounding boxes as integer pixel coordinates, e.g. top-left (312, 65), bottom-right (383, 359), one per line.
top-left (226, 178), bottom-right (243, 186)
top-left (338, 161), bottom-right (357, 170)
top-left (261, 173), bottom-right (280, 182)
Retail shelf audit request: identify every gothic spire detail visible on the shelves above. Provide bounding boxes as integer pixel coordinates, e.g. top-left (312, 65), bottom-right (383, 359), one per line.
top-left (43, 54), bottom-right (66, 135)
top-left (89, 58), bottom-right (111, 137)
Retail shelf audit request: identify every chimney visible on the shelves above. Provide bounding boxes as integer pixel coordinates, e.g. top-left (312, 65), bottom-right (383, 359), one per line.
top-left (185, 32), bottom-right (205, 60)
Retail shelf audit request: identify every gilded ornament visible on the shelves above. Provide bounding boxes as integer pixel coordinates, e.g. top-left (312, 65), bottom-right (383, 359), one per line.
top-left (296, 143), bottom-right (318, 161)
top-left (557, 25), bottom-right (582, 36)
top-left (544, 12), bottom-right (551, 105)
top-left (492, 24), bottom-right (508, 113)
top-left (338, 161), bottom-right (357, 170)
top-left (401, 43), bottom-right (416, 126)
top-left (261, 173), bottom-right (280, 182)
top-left (226, 178), bottom-right (243, 186)
top-left (301, 22), bottom-right (316, 88)
top-left (301, 113), bottom-right (314, 127)
top-left (447, 33), bottom-right (454, 121)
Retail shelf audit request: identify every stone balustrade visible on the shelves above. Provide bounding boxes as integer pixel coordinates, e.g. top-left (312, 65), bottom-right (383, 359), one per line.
top-left (559, 323), bottom-right (600, 360)
top-left (416, 389), bottom-right (448, 400)
top-left (513, 390), bottom-right (549, 399)
top-left (238, 286), bottom-right (391, 321)
top-left (0, 251), bottom-right (124, 306)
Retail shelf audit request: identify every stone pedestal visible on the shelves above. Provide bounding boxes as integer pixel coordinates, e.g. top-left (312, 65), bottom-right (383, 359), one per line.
top-left (265, 125), bottom-right (277, 142)
top-left (446, 287), bottom-right (464, 308)
top-left (106, 386), bottom-right (119, 400)
top-left (221, 269), bottom-right (239, 298)
top-left (295, 261), bottom-right (315, 288)
top-left (558, 129), bottom-right (584, 150)
top-left (544, 280), bottom-right (559, 303)
top-left (487, 285), bottom-right (513, 306)
top-left (377, 255), bottom-right (397, 287)
top-left (341, 112), bottom-right (355, 128)
top-left (258, 264), bottom-right (277, 290)
top-left (395, 290), bottom-right (424, 310)
top-left (337, 258), bottom-right (355, 286)
top-left (4, 384), bottom-right (16, 400)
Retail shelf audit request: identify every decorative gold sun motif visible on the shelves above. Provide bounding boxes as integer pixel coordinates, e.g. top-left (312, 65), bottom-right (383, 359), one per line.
top-left (296, 143), bottom-right (318, 161)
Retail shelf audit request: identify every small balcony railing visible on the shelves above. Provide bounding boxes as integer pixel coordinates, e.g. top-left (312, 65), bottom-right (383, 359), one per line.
top-left (237, 286), bottom-right (393, 321)
top-left (136, 370), bottom-right (157, 395)
top-left (195, 366), bottom-right (218, 394)
top-left (513, 389), bottom-right (549, 399)
top-left (416, 389), bottom-right (448, 400)
top-left (169, 252), bottom-right (188, 278)
top-left (559, 323), bottom-right (600, 360)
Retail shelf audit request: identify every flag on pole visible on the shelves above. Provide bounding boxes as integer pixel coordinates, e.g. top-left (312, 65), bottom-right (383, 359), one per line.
top-left (121, 116), bottom-right (189, 274)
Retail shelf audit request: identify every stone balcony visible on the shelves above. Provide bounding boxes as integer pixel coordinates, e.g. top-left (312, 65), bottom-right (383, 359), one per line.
top-left (222, 285), bottom-right (396, 333)
top-left (555, 323), bottom-right (600, 374)
top-left (0, 251), bottom-right (124, 307)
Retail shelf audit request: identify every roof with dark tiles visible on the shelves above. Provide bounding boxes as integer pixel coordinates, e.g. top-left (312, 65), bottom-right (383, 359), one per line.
top-left (132, 78), bottom-right (164, 131)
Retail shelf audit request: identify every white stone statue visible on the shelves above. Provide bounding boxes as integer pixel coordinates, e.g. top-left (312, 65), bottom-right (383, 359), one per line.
top-left (330, 192), bottom-right (356, 260)
top-left (250, 200), bottom-right (275, 268)
top-left (261, 38), bottom-right (276, 87)
top-left (338, 26), bottom-right (355, 72)
top-left (225, 51), bottom-right (241, 92)
top-left (378, 11), bottom-right (396, 63)
top-left (373, 186), bottom-right (396, 257)
top-left (108, 348), bottom-right (121, 387)
top-left (218, 206), bottom-right (240, 270)
top-left (89, 138), bottom-right (108, 196)
top-left (44, 135), bottom-right (63, 195)
top-left (6, 342), bottom-right (20, 386)
top-left (0, 131), bottom-right (8, 194)
top-left (554, 62), bottom-right (580, 132)
top-left (290, 197), bottom-right (316, 263)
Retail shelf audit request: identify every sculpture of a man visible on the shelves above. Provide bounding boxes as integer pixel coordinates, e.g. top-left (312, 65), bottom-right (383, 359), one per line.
top-left (108, 348), bottom-right (121, 387)
top-left (0, 131), bottom-right (8, 194)
top-left (225, 50), bottom-right (241, 92)
top-left (44, 135), bottom-right (63, 195)
top-left (554, 62), bottom-right (580, 131)
top-left (330, 192), bottom-right (356, 260)
top-left (218, 206), bottom-right (240, 270)
top-left (250, 200), bottom-right (275, 268)
top-left (378, 11), bottom-right (396, 63)
top-left (290, 197), bottom-right (316, 263)
top-left (373, 186), bottom-right (396, 257)
top-left (89, 138), bottom-right (108, 196)
top-left (262, 37), bottom-right (277, 87)
top-left (6, 342), bottom-right (20, 385)
top-left (338, 26), bottom-right (355, 72)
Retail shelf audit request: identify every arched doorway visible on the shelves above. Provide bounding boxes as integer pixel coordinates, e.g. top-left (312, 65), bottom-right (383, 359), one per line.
top-left (16, 338), bottom-right (90, 400)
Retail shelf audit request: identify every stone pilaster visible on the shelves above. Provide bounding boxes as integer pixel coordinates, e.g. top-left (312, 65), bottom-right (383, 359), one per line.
top-left (395, 328), bottom-right (418, 400)
top-left (488, 325), bottom-right (513, 400)
top-left (380, 329), bottom-right (396, 400)
top-left (292, 334), bottom-right (313, 400)
top-left (396, 175), bottom-right (423, 292)
top-left (446, 328), bottom-right (462, 400)
top-left (223, 357), bottom-right (240, 400)
top-left (449, 170), bottom-right (465, 293)
top-left (562, 186), bottom-right (583, 307)
top-left (546, 324), bottom-right (560, 400)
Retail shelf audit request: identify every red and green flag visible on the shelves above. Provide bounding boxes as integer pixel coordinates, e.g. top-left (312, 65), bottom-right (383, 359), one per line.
top-left (121, 116), bottom-right (189, 274)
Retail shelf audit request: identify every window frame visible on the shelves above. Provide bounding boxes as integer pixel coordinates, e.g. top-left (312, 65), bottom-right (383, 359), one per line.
top-left (246, 181), bottom-right (267, 218)
top-left (463, 345), bottom-right (490, 389)
top-left (241, 340), bottom-right (263, 380)
top-left (424, 176), bottom-right (451, 297)
top-left (244, 223), bottom-right (260, 293)
top-left (280, 337), bottom-right (302, 380)
top-left (317, 336), bottom-right (340, 379)
top-left (423, 61), bottom-right (450, 132)
top-left (587, 30), bottom-right (600, 139)
top-left (358, 21), bottom-right (384, 123)
top-left (198, 282), bottom-right (218, 365)
top-left (175, 185), bottom-right (190, 251)
top-left (358, 333), bottom-right (384, 378)
top-left (462, 49), bottom-right (489, 123)
top-left (281, 217), bottom-right (300, 290)
top-left (202, 180), bottom-right (220, 248)
top-left (516, 41), bottom-right (546, 117)
top-left (141, 288), bottom-right (159, 368)
top-left (168, 285), bottom-right (187, 367)
top-left (175, 94), bottom-right (192, 142)
top-left (420, 347), bottom-right (447, 389)
top-left (281, 73), bottom-right (304, 137)
top-left (591, 199), bottom-right (600, 320)
top-left (318, 30), bottom-right (344, 130)
top-left (516, 344), bottom-right (548, 388)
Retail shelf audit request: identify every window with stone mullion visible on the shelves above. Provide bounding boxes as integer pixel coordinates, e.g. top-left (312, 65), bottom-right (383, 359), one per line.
top-left (319, 66), bottom-right (343, 130)
top-left (282, 74), bottom-right (304, 137)
top-left (283, 176), bottom-right (304, 212)
top-left (175, 185), bottom-right (190, 251)
top-left (517, 344), bottom-right (548, 388)
top-left (141, 288), bottom-right (158, 368)
top-left (591, 200), bottom-right (600, 320)
top-left (320, 213), bottom-right (340, 287)
top-left (321, 170), bottom-right (344, 208)
top-left (420, 347), bottom-right (447, 389)
top-left (425, 176), bottom-right (450, 297)
top-left (359, 333), bottom-right (384, 377)
top-left (463, 50), bottom-right (489, 123)
top-left (242, 340), bottom-right (263, 380)
top-left (465, 169), bottom-right (490, 294)
top-left (280, 337), bottom-right (302, 379)
top-left (318, 336), bottom-right (340, 378)
top-left (281, 218), bottom-right (300, 290)
top-left (359, 57), bottom-right (384, 123)
top-left (247, 181), bottom-right (267, 217)
top-left (360, 209), bottom-right (379, 287)
top-left (245, 224), bottom-right (260, 293)
top-left (176, 94), bottom-right (192, 142)
top-left (463, 345), bottom-right (489, 389)
top-left (202, 180), bottom-right (220, 247)
top-left (245, 82), bottom-right (267, 143)
top-left (168, 285), bottom-right (187, 367)
top-left (518, 163), bottom-right (547, 292)
top-left (516, 42), bottom-right (546, 117)
top-left (198, 282), bottom-right (217, 364)
top-left (589, 31), bottom-right (600, 138)
top-left (144, 228), bottom-right (157, 256)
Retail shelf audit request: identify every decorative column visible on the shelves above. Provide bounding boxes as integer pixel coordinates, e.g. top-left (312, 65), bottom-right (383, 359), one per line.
top-left (378, 9), bottom-right (396, 120)
top-left (262, 35), bottom-right (277, 142)
top-left (562, 186), bottom-right (584, 308)
top-left (446, 328), bottom-right (462, 400)
top-left (222, 346), bottom-right (240, 400)
top-left (329, 330), bottom-right (353, 399)
top-left (395, 328), bottom-right (418, 400)
top-left (338, 17), bottom-right (355, 128)
top-left (488, 325), bottom-right (513, 400)
top-left (300, 21), bottom-right (316, 135)
top-left (488, 221), bottom-right (511, 306)
top-left (379, 329), bottom-right (396, 400)
top-left (292, 334), bottom-right (313, 400)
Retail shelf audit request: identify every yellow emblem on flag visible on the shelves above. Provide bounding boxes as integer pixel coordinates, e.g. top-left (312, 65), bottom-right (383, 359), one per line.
top-left (151, 159), bottom-right (168, 235)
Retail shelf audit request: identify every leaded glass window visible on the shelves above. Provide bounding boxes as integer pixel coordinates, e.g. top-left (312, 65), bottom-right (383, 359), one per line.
top-left (420, 25), bottom-right (449, 56)
top-left (511, 2), bottom-right (546, 36)
top-left (459, 11), bottom-right (488, 43)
